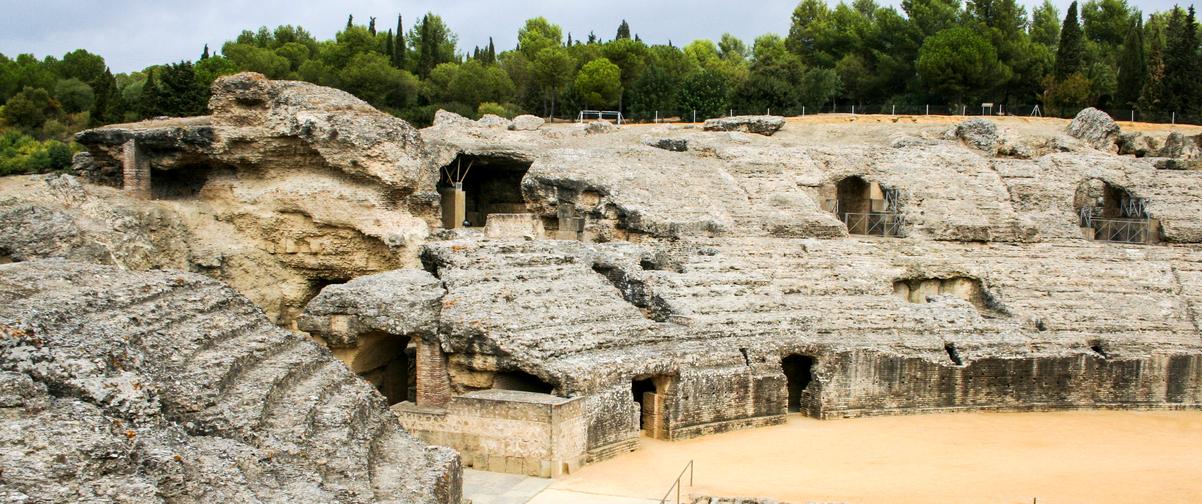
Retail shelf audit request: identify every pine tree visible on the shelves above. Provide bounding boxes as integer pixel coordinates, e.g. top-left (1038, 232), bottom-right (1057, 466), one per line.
top-left (201, 44), bottom-right (210, 60)
top-left (369, 17), bottom-right (377, 35)
top-left (1115, 16), bottom-right (1146, 108)
top-left (588, 31), bottom-right (598, 44)
top-left (616, 20), bottom-right (631, 40)
top-left (1054, 1), bottom-right (1085, 79)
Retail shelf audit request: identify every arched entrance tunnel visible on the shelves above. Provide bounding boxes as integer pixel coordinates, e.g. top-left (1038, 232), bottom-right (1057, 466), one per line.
top-left (631, 375), bottom-right (672, 438)
top-left (782, 355), bottom-right (815, 414)
top-left (350, 332), bottom-right (416, 405)
top-left (438, 154), bottom-right (533, 229)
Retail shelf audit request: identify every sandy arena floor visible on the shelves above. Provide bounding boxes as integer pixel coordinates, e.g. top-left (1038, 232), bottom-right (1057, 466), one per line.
top-left (539, 410), bottom-right (1202, 504)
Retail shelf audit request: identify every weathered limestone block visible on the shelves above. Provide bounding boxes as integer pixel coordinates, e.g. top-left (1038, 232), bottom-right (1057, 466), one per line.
top-left (949, 118), bottom-right (1000, 152)
top-left (298, 268), bottom-right (445, 347)
top-left (477, 114), bottom-right (511, 129)
top-left (1160, 132), bottom-right (1202, 160)
top-left (703, 115), bottom-right (785, 136)
top-left (1067, 107), bottom-right (1121, 152)
top-left (509, 114), bottom-right (545, 131)
top-left (586, 120), bottom-right (617, 134)
top-left (484, 213), bottom-right (545, 239)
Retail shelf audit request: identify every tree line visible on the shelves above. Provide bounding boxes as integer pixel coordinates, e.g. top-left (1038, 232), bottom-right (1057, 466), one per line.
top-left (2, 1), bottom-right (1201, 175)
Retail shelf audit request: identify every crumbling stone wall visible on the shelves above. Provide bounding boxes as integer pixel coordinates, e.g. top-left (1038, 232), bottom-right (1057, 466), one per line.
top-left (814, 350), bottom-right (1202, 418)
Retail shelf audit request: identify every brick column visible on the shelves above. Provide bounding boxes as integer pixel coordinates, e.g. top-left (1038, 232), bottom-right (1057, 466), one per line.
top-left (416, 338), bottom-right (452, 408)
top-left (122, 139), bottom-right (151, 199)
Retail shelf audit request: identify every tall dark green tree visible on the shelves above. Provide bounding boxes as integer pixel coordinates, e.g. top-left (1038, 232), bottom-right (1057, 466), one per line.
top-left (1114, 16), bottom-right (1145, 108)
top-left (1162, 6), bottom-right (1201, 115)
top-left (201, 44), bottom-right (210, 60)
top-left (1054, 1), bottom-right (1086, 79)
top-left (89, 68), bottom-right (119, 126)
top-left (1139, 19), bottom-right (1166, 112)
top-left (368, 17), bottom-right (377, 36)
top-left (410, 13), bottom-right (458, 79)
top-left (393, 15), bottom-right (407, 69)
top-left (346, 15), bottom-right (354, 30)
top-left (616, 20), bottom-right (631, 40)
top-left (156, 62), bottom-right (208, 117)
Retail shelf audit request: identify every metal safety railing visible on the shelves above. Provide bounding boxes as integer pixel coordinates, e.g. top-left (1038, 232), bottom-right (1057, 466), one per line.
top-left (578, 110), bottom-right (624, 125)
top-left (843, 212), bottom-right (906, 237)
top-left (1092, 218), bottom-right (1153, 244)
top-left (659, 459), bottom-right (694, 504)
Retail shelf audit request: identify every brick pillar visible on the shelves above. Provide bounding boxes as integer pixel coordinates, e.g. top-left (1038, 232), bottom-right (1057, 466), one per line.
top-left (439, 185), bottom-right (466, 229)
top-left (416, 338), bottom-right (452, 408)
top-left (122, 139), bottom-right (151, 199)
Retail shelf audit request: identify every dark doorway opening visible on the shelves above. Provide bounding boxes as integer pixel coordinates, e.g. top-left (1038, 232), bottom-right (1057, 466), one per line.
top-left (782, 355), bottom-right (814, 413)
top-left (492, 370), bottom-right (554, 394)
top-left (151, 165), bottom-right (212, 199)
top-left (631, 378), bottom-right (657, 430)
top-left (438, 154), bottom-right (532, 228)
top-left (0, 247), bottom-right (14, 264)
top-left (836, 176), bottom-right (871, 220)
top-left (352, 334), bottom-right (416, 405)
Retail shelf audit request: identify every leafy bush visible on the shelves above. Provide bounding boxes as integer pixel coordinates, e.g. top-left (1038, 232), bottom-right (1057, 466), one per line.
top-left (0, 129), bottom-right (78, 175)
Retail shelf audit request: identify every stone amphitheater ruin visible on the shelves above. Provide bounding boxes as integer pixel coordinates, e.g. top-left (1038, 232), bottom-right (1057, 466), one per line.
top-left (2, 72), bottom-right (1202, 502)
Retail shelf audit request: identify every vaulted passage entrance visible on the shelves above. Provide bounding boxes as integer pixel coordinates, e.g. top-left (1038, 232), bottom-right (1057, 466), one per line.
top-left (782, 355), bottom-right (815, 414)
top-left (631, 375), bottom-right (672, 439)
top-left (438, 154), bottom-right (532, 229)
top-left (351, 333), bottom-right (416, 405)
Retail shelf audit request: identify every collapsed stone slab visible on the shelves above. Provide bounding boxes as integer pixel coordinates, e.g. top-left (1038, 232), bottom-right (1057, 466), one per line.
top-left (703, 116), bottom-right (785, 136)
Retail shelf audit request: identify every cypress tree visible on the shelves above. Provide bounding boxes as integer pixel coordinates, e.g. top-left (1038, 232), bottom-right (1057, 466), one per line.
top-left (90, 68), bottom-right (118, 126)
top-left (386, 30), bottom-right (395, 61)
top-left (1139, 23), bottom-right (1166, 113)
top-left (201, 44), bottom-right (210, 60)
top-left (394, 15), bottom-right (407, 69)
top-left (369, 17), bottom-right (377, 35)
top-left (346, 14), bottom-right (354, 30)
top-left (616, 20), bottom-right (631, 40)
top-left (487, 37), bottom-right (496, 64)
top-left (567, 33), bottom-right (573, 46)
top-left (1115, 16), bottom-right (1146, 109)
top-left (1054, 1), bottom-right (1085, 79)
top-left (140, 71), bottom-right (162, 119)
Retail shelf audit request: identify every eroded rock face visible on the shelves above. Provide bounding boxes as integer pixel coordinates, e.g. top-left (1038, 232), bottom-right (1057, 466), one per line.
top-left (1067, 107), bottom-right (1121, 151)
top-left (703, 116), bottom-right (786, 136)
top-left (949, 118), bottom-right (1000, 152)
top-left (509, 115), bottom-right (545, 131)
top-left (60, 73), bottom-right (439, 323)
top-left (0, 260), bottom-right (461, 503)
top-left (298, 269), bottom-right (445, 347)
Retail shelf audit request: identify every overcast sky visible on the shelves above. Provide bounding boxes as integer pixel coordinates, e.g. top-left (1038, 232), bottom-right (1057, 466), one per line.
top-left (0, 0), bottom-right (1195, 73)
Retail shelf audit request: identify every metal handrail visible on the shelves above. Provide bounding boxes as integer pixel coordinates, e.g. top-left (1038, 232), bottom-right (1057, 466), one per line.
top-left (843, 211), bottom-right (906, 237)
top-left (659, 459), bottom-right (695, 504)
top-left (1092, 218), bottom-right (1152, 244)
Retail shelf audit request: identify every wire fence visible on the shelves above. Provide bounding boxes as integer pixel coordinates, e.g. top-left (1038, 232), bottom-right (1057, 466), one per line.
top-left (569, 104), bottom-right (1202, 127)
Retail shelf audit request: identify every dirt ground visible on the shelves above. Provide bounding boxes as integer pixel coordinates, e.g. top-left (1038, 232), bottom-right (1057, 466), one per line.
top-left (547, 410), bottom-right (1202, 504)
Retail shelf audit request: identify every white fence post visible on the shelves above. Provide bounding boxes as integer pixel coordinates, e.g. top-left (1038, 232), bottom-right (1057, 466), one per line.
top-left (892, 105), bottom-right (896, 116)
top-left (693, 110), bottom-right (696, 123)
top-left (926, 104), bottom-right (929, 116)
